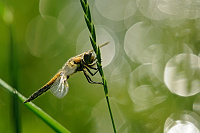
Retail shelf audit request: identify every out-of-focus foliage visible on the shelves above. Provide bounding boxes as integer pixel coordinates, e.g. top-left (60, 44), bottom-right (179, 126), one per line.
top-left (1, 0), bottom-right (200, 132)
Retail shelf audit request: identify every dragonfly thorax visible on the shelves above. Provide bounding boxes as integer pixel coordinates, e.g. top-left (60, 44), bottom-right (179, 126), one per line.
top-left (62, 58), bottom-right (78, 76)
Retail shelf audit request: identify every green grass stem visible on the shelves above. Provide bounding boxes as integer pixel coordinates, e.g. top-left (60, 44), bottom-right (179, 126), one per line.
top-left (80, 0), bottom-right (116, 132)
top-left (9, 24), bottom-right (21, 133)
top-left (0, 78), bottom-right (71, 133)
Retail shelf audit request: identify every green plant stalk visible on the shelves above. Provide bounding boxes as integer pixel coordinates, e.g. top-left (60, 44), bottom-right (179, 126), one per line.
top-left (0, 78), bottom-right (71, 133)
top-left (80, 0), bottom-right (116, 132)
top-left (9, 24), bottom-right (21, 133)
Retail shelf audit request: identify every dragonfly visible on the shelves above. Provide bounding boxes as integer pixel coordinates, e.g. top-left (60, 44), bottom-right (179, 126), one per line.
top-left (24, 42), bottom-right (109, 103)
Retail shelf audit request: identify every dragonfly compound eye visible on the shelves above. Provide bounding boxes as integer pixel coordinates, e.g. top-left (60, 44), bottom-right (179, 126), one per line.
top-left (83, 52), bottom-right (94, 64)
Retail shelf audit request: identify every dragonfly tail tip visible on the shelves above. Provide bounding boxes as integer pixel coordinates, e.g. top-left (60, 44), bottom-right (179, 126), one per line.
top-left (23, 100), bottom-right (29, 103)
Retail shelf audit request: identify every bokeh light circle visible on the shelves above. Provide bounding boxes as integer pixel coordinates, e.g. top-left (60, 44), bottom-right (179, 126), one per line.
top-left (26, 15), bottom-right (64, 57)
top-left (39, 0), bottom-right (58, 18)
top-left (152, 44), bottom-right (192, 82)
top-left (136, 0), bottom-right (187, 27)
top-left (124, 21), bottom-right (174, 64)
top-left (109, 56), bottom-right (131, 88)
top-left (95, 0), bottom-right (137, 21)
top-left (136, 0), bottom-right (168, 20)
top-left (152, 15), bottom-right (186, 28)
top-left (91, 98), bottom-right (129, 133)
top-left (157, 0), bottom-right (200, 19)
top-left (164, 111), bottom-right (200, 133)
top-left (128, 64), bottom-right (168, 112)
top-left (76, 26), bottom-right (115, 67)
top-left (58, 2), bottom-right (85, 44)
top-left (164, 53), bottom-right (200, 97)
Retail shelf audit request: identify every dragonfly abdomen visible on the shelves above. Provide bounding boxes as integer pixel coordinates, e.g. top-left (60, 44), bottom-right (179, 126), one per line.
top-left (23, 85), bottom-right (50, 103)
top-left (24, 72), bottom-right (61, 103)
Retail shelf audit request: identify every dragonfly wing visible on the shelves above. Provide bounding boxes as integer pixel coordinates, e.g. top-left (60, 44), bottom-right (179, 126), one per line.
top-left (50, 74), bottom-right (69, 98)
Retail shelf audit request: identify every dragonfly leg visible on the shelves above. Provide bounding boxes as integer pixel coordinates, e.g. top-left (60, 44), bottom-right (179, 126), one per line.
top-left (84, 65), bottom-right (99, 76)
top-left (87, 59), bottom-right (99, 69)
top-left (88, 66), bottom-right (97, 70)
top-left (83, 69), bottom-right (103, 85)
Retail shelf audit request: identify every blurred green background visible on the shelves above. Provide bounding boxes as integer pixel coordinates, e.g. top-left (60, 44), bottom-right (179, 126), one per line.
top-left (1, 0), bottom-right (200, 133)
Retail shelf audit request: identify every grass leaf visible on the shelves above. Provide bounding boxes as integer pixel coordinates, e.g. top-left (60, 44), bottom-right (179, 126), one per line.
top-left (0, 78), bottom-right (71, 133)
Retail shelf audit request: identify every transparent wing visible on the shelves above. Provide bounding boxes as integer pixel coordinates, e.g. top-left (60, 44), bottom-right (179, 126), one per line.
top-left (50, 74), bottom-right (69, 98)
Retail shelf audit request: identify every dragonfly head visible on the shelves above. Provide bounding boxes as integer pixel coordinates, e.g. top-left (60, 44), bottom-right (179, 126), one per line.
top-left (83, 52), bottom-right (95, 65)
